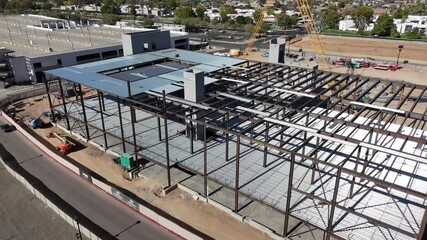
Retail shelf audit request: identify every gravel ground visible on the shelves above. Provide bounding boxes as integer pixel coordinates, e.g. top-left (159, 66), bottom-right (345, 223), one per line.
top-left (0, 163), bottom-right (84, 240)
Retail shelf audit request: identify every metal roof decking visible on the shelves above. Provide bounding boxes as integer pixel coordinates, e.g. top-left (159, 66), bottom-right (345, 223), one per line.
top-left (46, 49), bottom-right (246, 98)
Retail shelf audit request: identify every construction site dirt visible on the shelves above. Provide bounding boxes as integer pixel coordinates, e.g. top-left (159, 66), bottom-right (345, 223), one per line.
top-left (291, 35), bottom-right (427, 65)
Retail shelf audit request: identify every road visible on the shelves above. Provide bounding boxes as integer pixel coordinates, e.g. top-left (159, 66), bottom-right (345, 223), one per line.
top-left (0, 153), bottom-right (84, 240)
top-left (0, 115), bottom-right (179, 240)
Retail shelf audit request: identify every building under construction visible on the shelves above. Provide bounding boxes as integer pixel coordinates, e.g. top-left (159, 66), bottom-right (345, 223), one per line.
top-left (44, 48), bottom-right (427, 240)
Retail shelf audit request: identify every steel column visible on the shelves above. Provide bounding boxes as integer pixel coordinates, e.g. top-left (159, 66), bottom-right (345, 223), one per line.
top-left (225, 113), bottom-right (229, 161)
top-left (163, 91), bottom-right (171, 187)
top-left (326, 168), bottom-right (341, 240)
top-left (350, 146), bottom-right (361, 197)
top-left (100, 92), bottom-right (105, 111)
top-left (190, 117), bottom-right (194, 154)
top-left (203, 124), bottom-right (208, 198)
top-left (234, 135), bottom-right (240, 212)
top-left (157, 117), bottom-right (162, 141)
top-left (283, 153), bottom-right (295, 236)
top-left (263, 122), bottom-right (269, 167)
top-left (58, 79), bottom-right (70, 130)
top-left (44, 78), bottom-right (55, 120)
top-left (117, 98), bottom-right (126, 153)
top-left (311, 137), bottom-right (320, 184)
top-left (130, 106), bottom-right (139, 170)
top-left (189, 108), bottom-right (194, 154)
top-left (418, 208), bottom-right (427, 240)
top-left (97, 90), bottom-right (108, 149)
top-left (78, 84), bottom-right (90, 140)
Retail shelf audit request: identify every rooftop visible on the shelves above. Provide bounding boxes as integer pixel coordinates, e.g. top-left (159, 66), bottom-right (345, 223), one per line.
top-left (0, 15), bottom-right (155, 58)
top-left (46, 48), bottom-right (247, 97)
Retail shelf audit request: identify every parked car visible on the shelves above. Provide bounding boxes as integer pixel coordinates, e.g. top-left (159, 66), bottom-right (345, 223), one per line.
top-left (0, 124), bottom-right (15, 132)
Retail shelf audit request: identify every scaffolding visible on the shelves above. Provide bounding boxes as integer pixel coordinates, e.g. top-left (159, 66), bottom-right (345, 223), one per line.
top-left (44, 50), bottom-right (427, 240)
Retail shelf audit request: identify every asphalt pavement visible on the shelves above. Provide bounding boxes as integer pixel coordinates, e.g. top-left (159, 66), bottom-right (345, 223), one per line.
top-left (0, 154), bottom-right (85, 240)
top-left (0, 115), bottom-right (179, 240)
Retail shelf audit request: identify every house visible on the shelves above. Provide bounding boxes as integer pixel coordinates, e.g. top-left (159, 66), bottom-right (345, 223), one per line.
top-left (395, 15), bottom-right (427, 35)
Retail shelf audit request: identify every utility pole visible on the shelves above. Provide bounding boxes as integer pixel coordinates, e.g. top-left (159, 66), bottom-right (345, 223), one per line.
top-left (47, 34), bottom-right (52, 51)
top-left (87, 27), bottom-right (92, 46)
top-left (25, 31), bottom-right (31, 46)
top-left (396, 45), bottom-right (404, 64)
top-left (8, 28), bottom-right (13, 44)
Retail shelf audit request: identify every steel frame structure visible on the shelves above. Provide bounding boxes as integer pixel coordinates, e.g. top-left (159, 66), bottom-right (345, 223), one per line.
top-left (44, 57), bottom-right (427, 240)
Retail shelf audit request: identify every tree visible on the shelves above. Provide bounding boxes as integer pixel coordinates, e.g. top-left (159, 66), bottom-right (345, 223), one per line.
top-left (322, 5), bottom-right (340, 29)
top-left (244, 23), bottom-right (254, 33)
top-left (130, 5), bottom-right (137, 16)
top-left (101, 0), bottom-right (120, 14)
top-left (102, 14), bottom-right (121, 25)
top-left (351, 6), bottom-right (374, 33)
top-left (142, 18), bottom-right (154, 27)
top-left (41, 2), bottom-right (53, 10)
top-left (393, 7), bottom-right (403, 19)
top-left (253, 9), bottom-right (263, 22)
top-left (236, 15), bottom-right (247, 25)
top-left (0, 0), bottom-right (7, 9)
top-left (275, 13), bottom-right (297, 27)
top-left (404, 27), bottom-right (423, 39)
top-left (371, 13), bottom-right (395, 37)
top-left (260, 23), bottom-right (270, 33)
top-left (391, 27), bottom-right (400, 38)
top-left (163, 0), bottom-right (177, 14)
top-left (174, 6), bottom-right (195, 19)
top-left (273, 0), bottom-right (283, 9)
top-left (219, 5), bottom-right (235, 22)
top-left (341, 5), bottom-right (354, 17)
top-left (258, 0), bottom-right (266, 6)
top-left (195, 5), bottom-right (205, 19)
top-left (338, 0), bottom-right (346, 9)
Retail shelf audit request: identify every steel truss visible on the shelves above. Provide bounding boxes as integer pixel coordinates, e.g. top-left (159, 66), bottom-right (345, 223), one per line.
top-left (45, 59), bottom-right (427, 240)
